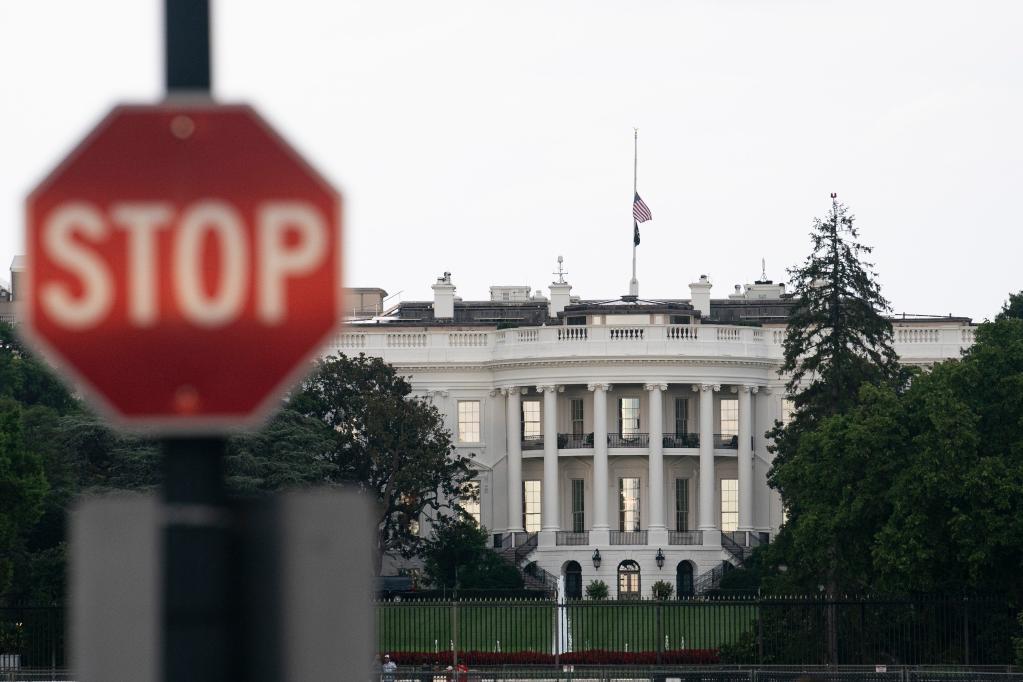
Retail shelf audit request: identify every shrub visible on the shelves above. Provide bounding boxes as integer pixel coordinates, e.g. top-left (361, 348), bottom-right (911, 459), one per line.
top-left (585, 579), bottom-right (608, 600)
top-left (651, 580), bottom-right (674, 600)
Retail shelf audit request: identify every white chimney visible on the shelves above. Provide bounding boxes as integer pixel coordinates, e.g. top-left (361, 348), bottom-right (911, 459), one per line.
top-left (431, 272), bottom-right (456, 319)
top-left (689, 275), bottom-right (712, 317)
top-left (549, 281), bottom-right (572, 318)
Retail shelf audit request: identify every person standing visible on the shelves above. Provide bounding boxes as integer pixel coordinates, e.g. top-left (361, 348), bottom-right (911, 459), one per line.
top-left (380, 653), bottom-right (397, 682)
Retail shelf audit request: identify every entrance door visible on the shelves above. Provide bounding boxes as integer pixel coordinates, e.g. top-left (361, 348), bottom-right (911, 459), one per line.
top-left (676, 561), bottom-right (694, 597)
top-left (564, 561), bottom-right (582, 600)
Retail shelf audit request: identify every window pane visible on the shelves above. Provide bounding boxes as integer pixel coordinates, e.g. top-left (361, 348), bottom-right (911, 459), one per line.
top-left (457, 400), bottom-right (480, 443)
top-left (571, 399), bottom-right (584, 436)
top-left (674, 398), bottom-right (689, 435)
top-left (571, 479), bottom-right (585, 533)
top-left (522, 400), bottom-right (541, 438)
top-left (619, 477), bottom-right (640, 531)
top-left (461, 480), bottom-right (481, 526)
top-left (523, 480), bottom-right (542, 532)
top-left (675, 479), bottom-right (689, 531)
top-left (720, 478), bottom-right (738, 532)
top-left (720, 399), bottom-right (738, 437)
top-left (781, 398), bottom-right (795, 426)
top-left (619, 398), bottom-right (640, 436)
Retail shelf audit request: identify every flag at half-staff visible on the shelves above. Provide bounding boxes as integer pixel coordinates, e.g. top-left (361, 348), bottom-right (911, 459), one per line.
top-left (633, 193), bottom-right (652, 246)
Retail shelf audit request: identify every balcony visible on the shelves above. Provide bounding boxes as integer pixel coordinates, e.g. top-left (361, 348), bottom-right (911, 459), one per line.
top-left (558, 433), bottom-right (594, 449)
top-left (609, 530), bottom-right (648, 545)
top-left (668, 530), bottom-right (704, 545)
top-left (608, 433), bottom-right (649, 448)
top-left (555, 531), bottom-right (589, 546)
top-left (662, 433), bottom-right (699, 448)
top-left (713, 433), bottom-right (739, 449)
top-left (521, 435), bottom-right (544, 450)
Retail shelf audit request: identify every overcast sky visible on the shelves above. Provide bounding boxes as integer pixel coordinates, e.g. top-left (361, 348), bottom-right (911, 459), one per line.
top-left (2, 1), bottom-right (1020, 321)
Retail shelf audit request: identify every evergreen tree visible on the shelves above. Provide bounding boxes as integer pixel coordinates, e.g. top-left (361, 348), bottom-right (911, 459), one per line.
top-left (766, 196), bottom-right (905, 599)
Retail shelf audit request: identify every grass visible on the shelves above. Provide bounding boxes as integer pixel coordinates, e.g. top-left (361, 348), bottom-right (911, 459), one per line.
top-left (376, 601), bottom-right (757, 653)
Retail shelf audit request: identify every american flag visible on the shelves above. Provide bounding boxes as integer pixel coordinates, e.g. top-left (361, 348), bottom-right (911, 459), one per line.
top-left (633, 193), bottom-right (652, 223)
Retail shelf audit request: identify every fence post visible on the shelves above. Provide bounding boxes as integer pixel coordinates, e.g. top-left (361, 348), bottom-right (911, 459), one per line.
top-left (656, 600), bottom-right (663, 665)
top-left (756, 597), bottom-right (764, 665)
top-left (962, 596), bottom-right (969, 666)
top-left (452, 598), bottom-right (459, 671)
top-left (553, 601), bottom-right (560, 668)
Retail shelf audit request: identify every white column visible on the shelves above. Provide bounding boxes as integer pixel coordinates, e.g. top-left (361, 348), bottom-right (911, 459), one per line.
top-left (588, 383), bottom-right (611, 546)
top-left (738, 385), bottom-right (757, 532)
top-left (504, 387), bottom-right (524, 534)
top-left (539, 384), bottom-right (561, 545)
top-left (645, 383), bottom-right (667, 544)
top-left (696, 383), bottom-right (719, 541)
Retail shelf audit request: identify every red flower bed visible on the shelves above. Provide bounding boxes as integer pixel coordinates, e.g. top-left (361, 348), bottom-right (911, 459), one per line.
top-left (382, 649), bottom-right (719, 666)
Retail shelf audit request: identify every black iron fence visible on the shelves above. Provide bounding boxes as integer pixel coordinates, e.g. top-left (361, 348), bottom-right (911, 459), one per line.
top-left (375, 596), bottom-right (1020, 667)
top-left (2, 597), bottom-right (1019, 670)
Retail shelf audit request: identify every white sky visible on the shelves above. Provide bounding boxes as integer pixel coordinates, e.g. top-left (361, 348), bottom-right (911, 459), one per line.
top-left (2, 1), bottom-right (1021, 321)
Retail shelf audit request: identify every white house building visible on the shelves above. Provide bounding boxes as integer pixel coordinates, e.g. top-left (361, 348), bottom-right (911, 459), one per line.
top-left (343, 267), bottom-right (976, 598)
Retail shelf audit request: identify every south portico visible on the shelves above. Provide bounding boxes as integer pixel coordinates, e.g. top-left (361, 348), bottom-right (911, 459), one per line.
top-left (496, 377), bottom-right (768, 552)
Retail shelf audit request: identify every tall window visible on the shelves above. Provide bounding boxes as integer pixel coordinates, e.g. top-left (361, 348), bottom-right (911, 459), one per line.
top-left (461, 480), bottom-right (481, 526)
top-left (571, 479), bottom-right (585, 532)
top-left (675, 479), bottom-right (689, 531)
top-left (522, 400), bottom-right (541, 438)
top-left (571, 399), bottom-right (585, 436)
top-left (781, 398), bottom-right (795, 426)
top-left (619, 477), bottom-right (640, 531)
top-left (523, 480), bottom-right (542, 532)
top-left (457, 400), bottom-right (480, 443)
top-left (618, 560), bottom-right (641, 599)
top-left (720, 399), bottom-right (738, 436)
top-left (618, 398), bottom-right (640, 436)
top-left (720, 479), bottom-right (738, 532)
top-left (674, 398), bottom-right (689, 435)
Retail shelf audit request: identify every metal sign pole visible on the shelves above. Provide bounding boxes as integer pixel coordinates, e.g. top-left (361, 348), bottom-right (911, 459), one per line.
top-left (162, 5), bottom-right (231, 681)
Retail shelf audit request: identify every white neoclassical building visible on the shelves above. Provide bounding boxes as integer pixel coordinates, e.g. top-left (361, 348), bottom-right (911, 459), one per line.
top-left (342, 267), bottom-right (976, 598)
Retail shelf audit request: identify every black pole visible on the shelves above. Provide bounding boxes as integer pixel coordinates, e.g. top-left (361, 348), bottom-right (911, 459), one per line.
top-left (166, 0), bottom-right (211, 92)
top-left (162, 437), bottom-right (236, 682)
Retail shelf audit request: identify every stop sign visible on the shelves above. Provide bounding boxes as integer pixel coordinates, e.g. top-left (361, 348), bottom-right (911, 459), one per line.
top-left (23, 104), bottom-right (342, 433)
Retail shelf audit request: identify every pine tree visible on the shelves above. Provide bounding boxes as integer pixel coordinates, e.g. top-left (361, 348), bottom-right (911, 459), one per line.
top-left (776, 195), bottom-right (903, 425)
top-left (765, 196), bottom-right (906, 661)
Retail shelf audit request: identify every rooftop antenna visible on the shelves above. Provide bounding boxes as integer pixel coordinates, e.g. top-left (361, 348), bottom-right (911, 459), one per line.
top-left (553, 255), bottom-right (568, 284)
top-left (761, 258), bottom-right (767, 281)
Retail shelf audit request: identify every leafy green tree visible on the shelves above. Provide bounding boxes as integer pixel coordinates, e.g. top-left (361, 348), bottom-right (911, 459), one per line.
top-left (0, 399), bottom-right (48, 596)
top-left (0, 323), bottom-right (76, 413)
top-left (421, 515), bottom-right (522, 590)
top-left (289, 353), bottom-right (475, 573)
top-left (872, 315), bottom-right (1023, 600)
top-left (226, 409), bottom-right (335, 495)
top-left (995, 291), bottom-right (1023, 321)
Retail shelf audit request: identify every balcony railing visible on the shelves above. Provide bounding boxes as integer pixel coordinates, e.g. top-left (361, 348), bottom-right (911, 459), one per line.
top-left (555, 531), bottom-right (589, 546)
top-left (608, 432), bottom-right (649, 448)
top-left (558, 433), bottom-right (594, 449)
top-left (723, 530), bottom-right (748, 546)
top-left (714, 433), bottom-right (740, 449)
top-left (609, 530), bottom-right (648, 545)
top-left (521, 435), bottom-right (544, 450)
top-left (668, 530), bottom-right (704, 545)
top-left (662, 433), bottom-right (699, 448)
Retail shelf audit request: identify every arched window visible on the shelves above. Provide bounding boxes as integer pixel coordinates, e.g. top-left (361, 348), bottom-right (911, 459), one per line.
top-left (564, 561), bottom-right (582, 600)
top-left (676, 561), bottom-right (694, 598)
top-left (617, 560), bottom-right (641, 599)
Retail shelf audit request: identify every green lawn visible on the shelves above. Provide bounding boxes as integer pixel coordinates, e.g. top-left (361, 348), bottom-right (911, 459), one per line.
top-left (376, 601), bottom-right (756, 653)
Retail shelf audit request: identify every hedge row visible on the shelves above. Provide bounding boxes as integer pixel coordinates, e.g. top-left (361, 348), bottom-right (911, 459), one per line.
top-left (381, 649), bottom-right (720, 666)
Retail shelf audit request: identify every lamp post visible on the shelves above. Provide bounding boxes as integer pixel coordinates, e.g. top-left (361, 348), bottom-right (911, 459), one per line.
top-left (655, 548), bottom-right (665, 569)
top-left (591, 549), bottom-right (602, 569)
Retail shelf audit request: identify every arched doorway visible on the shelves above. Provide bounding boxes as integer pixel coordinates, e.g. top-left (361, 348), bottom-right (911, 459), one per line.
top-left (617, 560), bottom-right (641, 599)
top-left (676, 561), bottom-right (694, 598)
top-left (564, 561), bottom-right (582, 600)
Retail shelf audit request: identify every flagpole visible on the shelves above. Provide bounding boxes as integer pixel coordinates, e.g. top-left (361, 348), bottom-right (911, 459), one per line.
top-left (630, 128), bottom-right (639, 297)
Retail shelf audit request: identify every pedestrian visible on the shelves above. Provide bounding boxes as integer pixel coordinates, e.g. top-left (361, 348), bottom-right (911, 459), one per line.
top-left (380, 653), bottom-right (397, 682)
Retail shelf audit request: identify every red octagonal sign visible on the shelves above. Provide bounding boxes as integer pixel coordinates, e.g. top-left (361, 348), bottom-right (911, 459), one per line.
top-left (23, 104), bottom-right (342, 433)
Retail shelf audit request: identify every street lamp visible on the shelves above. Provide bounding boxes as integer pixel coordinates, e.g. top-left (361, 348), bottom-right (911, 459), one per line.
top-left (655, 548), bottom-right (665, 569)
top-left (591, 549), bottom-right (602, 569)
